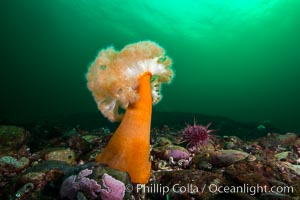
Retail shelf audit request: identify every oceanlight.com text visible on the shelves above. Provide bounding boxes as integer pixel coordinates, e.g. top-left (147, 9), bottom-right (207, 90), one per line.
top-left (208, 184), bottom-right (293, 196)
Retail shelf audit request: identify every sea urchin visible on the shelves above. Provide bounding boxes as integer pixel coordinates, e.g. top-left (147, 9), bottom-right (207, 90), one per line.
top-left (182, 121), bottom-right (215, 151)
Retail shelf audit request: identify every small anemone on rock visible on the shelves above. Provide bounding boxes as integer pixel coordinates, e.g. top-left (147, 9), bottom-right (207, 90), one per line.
top-left (182, 120), bottom-right (215, 152)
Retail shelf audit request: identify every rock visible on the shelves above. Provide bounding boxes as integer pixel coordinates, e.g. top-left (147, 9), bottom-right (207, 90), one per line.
top-left (155, 137), bottom-right (173, 147)
top-left (44, 148), bottom-right (76, 165)
top-left (65, 170), bottom-right (124, 200)
top-left (21, 171), bottom-right (46, 186)
top-left (14, 183), bottom-right (34, 200)
top-left (222, 136), bottom-right (243, 150)
top-left (82, 135), bottom-right (101, 143)
top-left (0, 156), bottom-right (30, 172)
top-left (225, 161), bottom-right (273, 189)
top-left (151, 169), bottom-right (225, 200)
top-left (92, 164), bottom-right (131, 190)
top-left (26, 160), bottom-right (94, 175)
top-left (277, 133), bottom-right (298, 145)
top-left (18, 161), bottom-right (98, 199)
top-left (258, 193), bottom-right (294, 200)
top-left (68, 135), bottom-right (92, 154)
top-left (20, 169), bottom-right (64, 191)
top-left (152, 145), bottom-right (190, 161)
top-left (276, 162), bottom-right (300, 176)
top-left (60, 168), bottom-right (102, 200)
top-left (60, 164), bottom-right (131, 200)
top-left (246, 154), bottom-right (257, 162)
top-left (223, 141), bottom-right (236, 149)
top-left (165, 146), bottom-right (190, 161)
top-left (258, 132), bottom-right (298, 148)
top-left (274, 151), bottom-right (293, 161)
top-left (195, 161), bottom-right (212, 170)
top-left (193, 150), bottom-right (249, 168)
top-left (0, 125), bottom-right (29, 155)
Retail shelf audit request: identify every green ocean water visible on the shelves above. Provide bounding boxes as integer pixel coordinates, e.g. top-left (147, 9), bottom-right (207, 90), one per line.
top-left (1, 0), bottom-right (300, 131)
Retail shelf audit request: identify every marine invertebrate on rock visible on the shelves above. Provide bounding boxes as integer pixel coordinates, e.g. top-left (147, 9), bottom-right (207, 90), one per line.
top-left (60, 169), bottom-right (101, 200)
top-left (86, 41), bottom-right (174, 183)
top-left (100, 173), bottom-right (125, 200)
top-left (60, 169), bottom-right (125, 200)
top-left (182, 121), bottom-right (215, 152)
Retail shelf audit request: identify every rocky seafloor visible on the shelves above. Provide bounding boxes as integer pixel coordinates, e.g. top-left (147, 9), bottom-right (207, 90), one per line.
top-left (0, 112), bottom-right (299, 200)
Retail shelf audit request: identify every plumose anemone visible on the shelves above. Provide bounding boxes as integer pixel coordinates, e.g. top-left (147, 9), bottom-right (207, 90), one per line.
top-left (86, 41), bottom-right (174, 183)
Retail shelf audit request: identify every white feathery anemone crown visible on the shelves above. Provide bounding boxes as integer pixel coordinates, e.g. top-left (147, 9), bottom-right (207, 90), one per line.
top-left (86, 41), bottom-right (174, 122)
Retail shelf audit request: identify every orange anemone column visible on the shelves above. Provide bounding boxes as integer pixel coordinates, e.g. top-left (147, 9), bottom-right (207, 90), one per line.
top-left (96, 72), bottom-right (152, 183)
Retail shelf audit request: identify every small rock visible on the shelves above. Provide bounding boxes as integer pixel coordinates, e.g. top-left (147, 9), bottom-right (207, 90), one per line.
top-left (193, 150), bottom-right (249, 168)
top-left (152, 145), bottom-right (190, 161)
top-left (165, 145), bottom-right (190, 160)
top-left (223, 136), bottom-right (243, 150)
top-left (277, 162), bottom-right (300, 176)
top-left (258, 193), bottom-right (294, 200)
top-left (68, 135), bottom-right (92, 154)
top-left (89, 165), bottom-right (132, 200)
top-left (14, 183), bottom-right (34, 200)
top-left (196, 161), bottom-right (212, 170)
top-left (153, 169), bottom-right (225, 200)
top-left (155, 137), bottom-right (173, 146)
top-left (0, 125), bottom-right (29, 155)
top-left (82, 135), bottom-right (101, 143)
top-left (246, 154), bottom-right (256, 162)
top-left (44, 148), bottom-right (76, 165)
top-left (277, 133), bottom-right (298, 145)
top-left (0, 156), bottom-right (30, 172)
top-left (274, 151), bottom-right (293, 161)
top-left (259, 132), bottom-right (298, 148)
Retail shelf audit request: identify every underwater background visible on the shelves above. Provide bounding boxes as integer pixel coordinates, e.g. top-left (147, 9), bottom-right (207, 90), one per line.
top-left (1, 0), bottom-right (300, 132)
